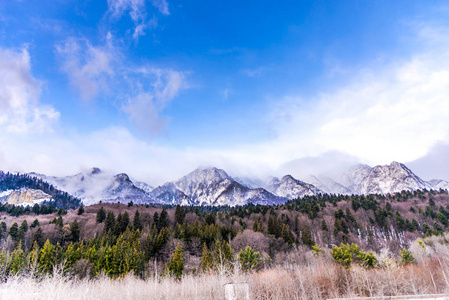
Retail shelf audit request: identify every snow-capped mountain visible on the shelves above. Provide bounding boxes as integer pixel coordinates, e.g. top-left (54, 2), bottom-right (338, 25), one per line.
top-left (149, 182), bottom-right (189, 205)
top-left (17, 161), bottom-right (449, 207)
top-left (151, 167), bottom-right (286, 206)
top-left (358, 162), bottom-right (432, 194)
top-left (29, 168), bottom-right (156, 205)
top-left (301, 162), bottom-right (437, 195)
top-left (304, 175), bottom-right (352, 195)
top-left (264, 175), bottom-right (321, 199)
top-left (428, 179), bottom-right (449, 190)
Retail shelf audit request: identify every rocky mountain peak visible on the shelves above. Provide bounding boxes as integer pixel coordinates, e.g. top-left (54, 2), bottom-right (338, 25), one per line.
top-left (114, 173), bottom-right (131, 182)
top-left (90, 167), bottom-right (101, 175)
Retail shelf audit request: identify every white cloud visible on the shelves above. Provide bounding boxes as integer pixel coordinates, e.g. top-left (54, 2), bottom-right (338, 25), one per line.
top-left (263, 24), bottom-right (449, 167)
top-left (56, 37), bottom-right (116, 100)
top-left (151, 0), bottom-right (169, 15)
top-left (107, 0), bottom-right (168, 40)
top-left (107, 0), bottom-right (146, 21)
top-left (0, 47), bottom-right (59, 133)
top-left (122, 68), bottom-right (187, 134)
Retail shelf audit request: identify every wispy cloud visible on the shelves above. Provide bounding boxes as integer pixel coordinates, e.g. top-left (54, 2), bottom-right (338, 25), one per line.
top-left (241, 67), bottom-right (269, 77)
top-left (107, 0), bottom-right (168, 40)
top-left (55, 35), bottom-right (116, 100)
top-left (0, 47), bottom-right (59, 134)
top-left (151, 0), bottom-right (169, 15)
top-left (122, 68), bottom-right (187, 135)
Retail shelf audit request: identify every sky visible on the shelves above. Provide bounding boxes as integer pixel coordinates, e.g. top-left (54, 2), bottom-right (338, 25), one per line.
top-left (1, 0), bottom-right (449, 184)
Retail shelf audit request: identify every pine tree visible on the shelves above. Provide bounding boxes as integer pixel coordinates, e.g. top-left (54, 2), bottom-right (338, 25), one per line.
top-left (77, 205), bottom-right (85, 215)
top-left (18, 220), bottom-right (28, 243)
top-left (39, 239), bottom-right (55, 274)
top-left (8, 243), bottom-right (26, 275)
top-left (400, 248), bottom-right (415, 265)
top-left (96, 207), bottom-right (106, 223)
top-left (104, 211), bottom-right (116, 233)
top-left (238, 246), bottom-right (262, 272)
top-left (8, 222), bottom-right (19, 242)
top-left (70, 220), bottom-right (80, 242)
top-left (152, 211), bottom-right (159, 230)
top-left (33, 227), bottom-right (45, 248)
top-left (168, 242), bottom-right (184, 279)
top-left (201, 243), bottom-right (213, 272)
top-left (159, 209), bottom-right (169, 229)
top-left (174, 205), bottom-right (186, 225)
top-left (281, 224), bottom-right (294, 245)
top-left (301, 224), bottom-right (314, 247)
top-left (133, 210), bottom-right (143, 231)
top-left (321, 220), bottom-right (328, 231)
top-left (30, 219), bottom-right (39, 228)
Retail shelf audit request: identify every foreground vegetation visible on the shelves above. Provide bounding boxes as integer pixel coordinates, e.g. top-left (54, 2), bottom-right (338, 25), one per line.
top-left (0, 189), bottom-right (449, 298)
top-left (2, 234), bottom-right (449, 299)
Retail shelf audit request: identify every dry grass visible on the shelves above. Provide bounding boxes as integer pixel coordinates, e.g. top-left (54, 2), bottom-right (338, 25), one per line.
top-left (3, 248), bottom-right (449, 300)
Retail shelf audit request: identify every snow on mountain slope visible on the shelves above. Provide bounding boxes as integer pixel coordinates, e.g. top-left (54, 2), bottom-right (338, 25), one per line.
top-left (149, 183), bottom-right (189, 205)
top-left (151, 167), bottom-right (286, 206)
top-left (30, 168), bottom-right (155, 205)
top-left (429, 179), bottom-right (449, 190)
top-left (264, 175), bottom-right (321, 199)
top-left (359, 161), bottom-right (433, 195)
top-left (133, 181), bottom-right (154, 194)
top-left (335, 164), bottom-right (373, 194)
top-left (0, 188), bottom-right (52, 206)
top-left (304, 175), bottom-right (352, 195)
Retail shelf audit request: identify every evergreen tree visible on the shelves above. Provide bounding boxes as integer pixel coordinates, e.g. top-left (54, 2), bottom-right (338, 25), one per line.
top-left (8, 222), bottom-right (19, 242)
top-left (159, 209), bottom-right (169, 229)
top-left (8, 243), bottom-right (26, 275)
top-left (77, 205), bottom-right (85, 215)
top-left (19, 220), bottom-right (28, 233)
top-left (281, 224), bottom-right (294, 245)
top-left (201, 243), bottom-right (212, 271)
top-left (400, 248), bottom-right (415, 265)
top-left (300, 224), bottom-right (314, 247)
top-left (168, 242), bottom-right (184, 279)
top-left (321, 220), bottom-right (328, 231)
top-left (238, 246), bottom-right (262, 272)
top-left (70, 220), bottom-right (80, 242)
top-left (0, 221), bottom-right (6, 241)
top-left (152, 212), bottom-right (159, 230)
top-left (174, 205), bottom-right (186, 225)
top-left (96, 207), bottom-right (106, 223)
top-left (30, 219), bottom-right (39, 228)
top-left (133, 210), bottom-right (143, 231)
top-left (32, 227), bottom-right (45, 248)
top-left (18, 220), bottom-right (28, 244)
top-left (39, 239), bottom-right (56, 274)
top-left (104, 211), bottom-right (116, 233)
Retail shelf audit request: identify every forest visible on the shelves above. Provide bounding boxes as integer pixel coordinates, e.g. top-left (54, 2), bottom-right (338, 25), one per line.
top-left (0, 188), bottom-right (448, 283)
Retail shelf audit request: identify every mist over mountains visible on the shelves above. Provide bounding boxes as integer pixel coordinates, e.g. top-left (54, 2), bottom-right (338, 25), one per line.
top-left (7, 161), bottom-right (446, 207)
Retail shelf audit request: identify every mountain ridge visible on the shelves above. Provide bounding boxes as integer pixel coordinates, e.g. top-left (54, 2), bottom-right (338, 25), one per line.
top-left (7, 161), bottom-right (448, 207)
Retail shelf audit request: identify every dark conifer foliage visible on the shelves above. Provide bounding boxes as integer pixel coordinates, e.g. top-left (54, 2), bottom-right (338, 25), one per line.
top-left (0, 171), bottom-right (81, 209)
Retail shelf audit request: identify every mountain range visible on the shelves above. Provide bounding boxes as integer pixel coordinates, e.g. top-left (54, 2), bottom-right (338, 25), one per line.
top-left (16, 161), bottom-right (448, 207)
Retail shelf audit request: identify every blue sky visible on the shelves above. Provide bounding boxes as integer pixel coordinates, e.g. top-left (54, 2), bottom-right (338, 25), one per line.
top-left (1, 1), bottom-right (449, 183)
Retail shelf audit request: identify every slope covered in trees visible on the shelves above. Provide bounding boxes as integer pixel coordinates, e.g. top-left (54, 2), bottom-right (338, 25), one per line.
top-left (0, 189), bottom-right (447, 280)
top-left (0, 172), bottom-right (81, 209)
